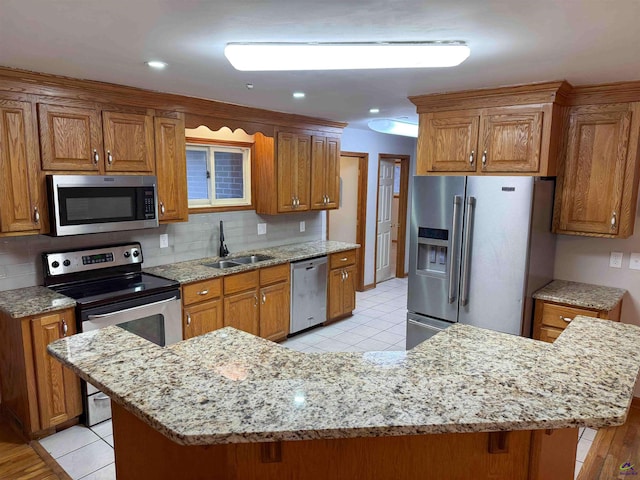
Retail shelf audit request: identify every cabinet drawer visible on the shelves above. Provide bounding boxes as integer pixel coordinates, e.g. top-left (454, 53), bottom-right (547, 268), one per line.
top-left (260, 263), bottom-right (289, 286)
top-left (540, 303), bottom-right (598, 329)
top-left (182, 278), bottom-right (222, 305)
top-left (539, 326), bottom-right (563, 343)
top-left (330, 250), bottom-right (356, 269)
top-left (224, 270), bottom-right (259, 295)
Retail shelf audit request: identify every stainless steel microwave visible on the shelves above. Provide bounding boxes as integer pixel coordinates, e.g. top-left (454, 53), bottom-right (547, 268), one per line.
top-left (47, 175), bottom-right (159, 236)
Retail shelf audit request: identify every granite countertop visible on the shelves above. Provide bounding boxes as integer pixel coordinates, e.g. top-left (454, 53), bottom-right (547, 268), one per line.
top-left (144, 240), bottom-right (359, 284)
top-left (48, 316), bottom-right (640, 446)
top-left (533, 280), bottom-right (626, 311)
top-left (0, 286), bottom-right (76, 319)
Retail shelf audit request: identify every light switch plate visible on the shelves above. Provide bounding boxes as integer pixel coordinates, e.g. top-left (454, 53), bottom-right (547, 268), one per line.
top-left (257, 223), bottom-right (267, 235)
top-left (159, 233), bottom-right (169, 249)
top-left (630, 253), bottom-right (640, 270)
top-left (299, 221), bottom-right (305, 232)
top-left (610, 251), bottom-right (623, 268)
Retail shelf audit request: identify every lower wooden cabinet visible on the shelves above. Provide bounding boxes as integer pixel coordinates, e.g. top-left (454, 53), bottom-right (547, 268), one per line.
top-left (182, 278), bottom-right (223, 340)
top-left (0, 308), bottom-right (81, 437)
top-left (259, 276), bottom-right (290, 342)
top-left (224, 289), bottom-right (260, 336)
top-left (327, 250), bottom-right (357, 322)
top-left (532, 299), bottom-right (622, 343)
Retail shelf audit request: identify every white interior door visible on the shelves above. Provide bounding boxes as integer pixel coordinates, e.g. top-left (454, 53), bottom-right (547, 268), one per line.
top-left (376, 159), bottom-right (394, 282)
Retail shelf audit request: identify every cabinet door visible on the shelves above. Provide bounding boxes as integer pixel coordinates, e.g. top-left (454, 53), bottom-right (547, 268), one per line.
top-left (328, 269), bottom-right (345, 320)
top-left (224, 289), bottom-right (259, 336)
top-left (31, 311), bottom-right (82, 429)
top-left (38, 103), bottom-right (102, 171)
top-left (295, 133), bottom-right (311, 210)
top-left (310, 136), bottom-right (327, 210)
top-left (422, 113), bottom-right (479, 173)
top-left (259, 282), bottom-right (290, 342)
top-left (479, 108), bottom-right (543, 173)
top-left (102, 111), bottom-right (154, 172)
top-left (184, 299), bottom-right (223, 340)
top-left (342, 265), bottom-right (356, 315)
top-left (154, 117), bottom-right (187, 222)
top-left (558, 108), bottom-right (631, 235)
top-left (325, 136), bottom-right (340, 209)
top-left (277, 132), bottom-right (296, 212)
top-left (0, 100), bottom-right (42, 233)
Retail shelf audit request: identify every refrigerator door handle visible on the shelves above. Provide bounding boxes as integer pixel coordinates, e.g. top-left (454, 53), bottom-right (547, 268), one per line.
top-left (460, 196), bottom-right (476, 306)
top-left (448, 195), bottom-right (463, 303)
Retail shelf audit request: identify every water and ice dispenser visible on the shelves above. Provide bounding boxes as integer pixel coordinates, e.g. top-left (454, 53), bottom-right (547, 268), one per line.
top-left (416, 227), bottom-right (449, 274)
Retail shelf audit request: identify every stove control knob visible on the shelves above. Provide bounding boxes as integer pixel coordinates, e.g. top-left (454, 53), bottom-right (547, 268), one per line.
top-left (132, 250), bottom-right (140, 258)
top-left (124, 251), bottom-right (131, 258)
top-left (51, 261), bottom-right (60, 269)
top-left (63, 259), bottom-right (71, 267)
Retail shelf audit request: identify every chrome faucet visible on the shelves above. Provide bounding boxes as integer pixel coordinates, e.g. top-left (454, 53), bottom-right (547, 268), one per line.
top-left (219, 220), bottom-right (229, 257)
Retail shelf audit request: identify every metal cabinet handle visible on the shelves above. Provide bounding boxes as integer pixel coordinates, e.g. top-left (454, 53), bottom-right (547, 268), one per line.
top-left (262, 292), bottom-right (266, 304)
top-left (344, 270), bottom-right (349, 279)
top-left (254, 294), bottom-right (258, 307)
top-left (296, 197), bottom-right (300, 207)
top-left (197, 289), bottom-right (209, 296)
top-left (340, 257), bottom-right (348, 262)
top-left (186, 313), bottom-right (192, 326)
top-left (481, 150), bottom-right (487, 166)
top-left (559, 315), bottom-right (572, 323)
top-left (341, 270), bottom-right (346, 281)
top-left (160, 202), bottom-right (165, 215)
top-left (448, 195), bottom-right (462, 304)
top-left (460, 196), bottom-right (476, 307)
top-left (611, 211), bottom-right (617, 229)
top-left (93, 149), bottom-right (99, 164)
top-left (61, 318), bottom-right (68, 337)
top-left (33, 207), bottom-right (40, 224)
top-left (107, 151), bottom-right (113, 164)
top-left (469, 150), bottom-right (475, 165)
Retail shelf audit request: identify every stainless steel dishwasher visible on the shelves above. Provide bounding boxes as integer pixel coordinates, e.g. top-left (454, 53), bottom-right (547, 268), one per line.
top-left (290, 256), bottom-right (327, 334)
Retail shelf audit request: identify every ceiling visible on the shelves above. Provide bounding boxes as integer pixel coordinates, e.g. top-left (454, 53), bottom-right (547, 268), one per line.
top-left (2, 0), bottom-right (640, 130)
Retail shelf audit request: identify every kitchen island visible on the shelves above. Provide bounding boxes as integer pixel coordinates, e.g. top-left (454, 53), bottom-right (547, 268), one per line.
top-left (48, 317), bottom-right (640, 479)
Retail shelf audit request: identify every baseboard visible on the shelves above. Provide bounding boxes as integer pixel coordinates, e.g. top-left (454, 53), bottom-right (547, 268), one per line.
top-left (362, 283), bottom-right (376, 291)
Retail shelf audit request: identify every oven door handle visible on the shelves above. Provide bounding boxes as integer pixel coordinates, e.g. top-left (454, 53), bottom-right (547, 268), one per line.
top-left (87, 296), bottom-right (178, 320)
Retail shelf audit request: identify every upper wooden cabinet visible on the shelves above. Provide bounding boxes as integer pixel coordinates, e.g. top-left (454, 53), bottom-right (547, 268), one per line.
top-left (411, 82), bottom-right (568, 176)
top-left (154, 116), bottom-right (188, 223)
top-left (255, 130), bottom-right (341, 214)
top-left (553, 103), bottom-right (640, 238)
top-left (38, 103), bottom-right (154, 174)
top-left (0, 98), bottom-right (43, 235)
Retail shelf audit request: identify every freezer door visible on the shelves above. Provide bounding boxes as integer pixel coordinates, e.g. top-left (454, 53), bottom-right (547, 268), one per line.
top-left (407, 176), bottom-right (465, 323)
top-left (458, 176), bottom-right (534, 334)
top-left (406, 312), bottom-right (452, 349)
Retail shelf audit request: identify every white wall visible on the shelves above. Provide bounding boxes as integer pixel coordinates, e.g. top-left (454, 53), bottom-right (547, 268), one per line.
top-left (328, 156), bottom-right (359, 244)
top-left (339, 127), bottom-right (417, 286)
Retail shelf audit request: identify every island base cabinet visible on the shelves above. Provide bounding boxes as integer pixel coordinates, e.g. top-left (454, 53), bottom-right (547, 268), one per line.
top-left (112, 402), bottom-right (577, 480)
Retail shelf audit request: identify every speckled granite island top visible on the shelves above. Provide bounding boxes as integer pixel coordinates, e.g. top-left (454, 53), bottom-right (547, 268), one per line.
top-left (0, 286), bottom-right (76, 319)
top-left (48, 317), bottom-right (640, 446)
top-left (533, 279), bottom-right (626, 311)
top-left (143, 240), bottom-right (359, 284)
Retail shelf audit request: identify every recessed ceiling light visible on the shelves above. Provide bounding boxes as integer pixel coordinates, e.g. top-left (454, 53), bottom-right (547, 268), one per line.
top-left (224, 41), bottom-right (470, 71)
top-left (368, 119), bottom-right (418, 138)
top-left (146, 61), bottom-right (168, 69)
top-left (369, 108), bottom-right (380, 114)
top-left (292, 92), bottom-right (306, 99)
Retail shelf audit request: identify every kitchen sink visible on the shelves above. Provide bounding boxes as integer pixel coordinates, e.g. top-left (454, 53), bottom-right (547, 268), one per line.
top-left (231, 254), bottom-right (273, 264)
top-left (203, 260), bottom-right (242, 269)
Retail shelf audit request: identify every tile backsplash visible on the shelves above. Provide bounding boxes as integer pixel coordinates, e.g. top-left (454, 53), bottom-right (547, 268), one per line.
top-left (0, 211), bottom-right (323, 291)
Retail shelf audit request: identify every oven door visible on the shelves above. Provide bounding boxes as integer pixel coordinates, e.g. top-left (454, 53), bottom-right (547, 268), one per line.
top-left (79, 289), bottom-right (182, 425)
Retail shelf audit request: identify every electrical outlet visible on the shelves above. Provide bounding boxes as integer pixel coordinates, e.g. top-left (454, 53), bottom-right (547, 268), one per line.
top-left (300, 221), bottom-right (305, 232)
top-left (257, 223), bottom-right (267, 235)
top-left (630, 253), bottom-right (640, 270)
top-left (610, 251), bottom-right (623, 268)
top-left (159, 233), bottom-right (169, 248)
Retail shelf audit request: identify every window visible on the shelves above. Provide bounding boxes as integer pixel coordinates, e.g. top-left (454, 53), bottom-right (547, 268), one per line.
top-left (186, 142), bottom-right (252, 208)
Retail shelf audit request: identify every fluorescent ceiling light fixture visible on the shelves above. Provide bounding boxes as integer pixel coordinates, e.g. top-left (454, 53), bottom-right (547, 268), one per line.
top-left (369, 108), bottom-right (380, 114)
top-left (146, 60), bottom-right (168, 69)
top-left (224, 41), bottom-right (470, 71)
top-left (368, 119), bottom-right (418, 138)
top-left (292, 92), bottom-right (306, 98)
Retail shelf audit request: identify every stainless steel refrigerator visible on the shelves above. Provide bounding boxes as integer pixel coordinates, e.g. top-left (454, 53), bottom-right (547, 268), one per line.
top-left (406, 176), bottom-right (556, 349)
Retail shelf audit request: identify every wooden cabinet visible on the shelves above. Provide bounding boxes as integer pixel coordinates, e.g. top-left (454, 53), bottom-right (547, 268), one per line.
top-left (0, 98), bottom-right (43, 235)
top-left (259, 264), bottom-right (290, 342)
top-left (327, 250), bottom-right (357, 322)
top-left (410, 81), bottom-right (569, 176)
top-left (155, 116), bottom-right (188, 223)
top-left (255, 130), bottom-right (341, 214)
top-left (420, 106), bottom-right (546, 174)
top-left (223, 270), bottom-right (260, 336)
top-left (38, 103), bottom-right (154, 174)
top-left (0, 308), bottom-right (81, 437)
top-left (182, 278), bottom-right (223, 340)
top-left (310, 135), bottom-right (340, 210)
top-left (553, 103), bottom-right (640, 238)
top-left (532, 299), bottom-right (622, 343)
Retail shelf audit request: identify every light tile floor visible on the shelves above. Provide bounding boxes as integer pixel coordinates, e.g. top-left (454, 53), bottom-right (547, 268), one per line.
top-left (37, 276), bottom-right (593, 479)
